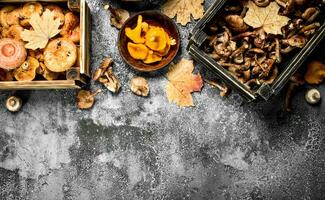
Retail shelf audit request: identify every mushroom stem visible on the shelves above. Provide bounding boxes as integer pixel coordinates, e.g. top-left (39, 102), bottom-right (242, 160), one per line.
top-left (88, 89), bottom-right (102, 100)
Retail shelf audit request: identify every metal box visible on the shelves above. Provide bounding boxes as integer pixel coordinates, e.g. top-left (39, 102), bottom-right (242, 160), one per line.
top-left (0, 0), bottom-right (91, 90)
top-left (188, 0), bottom-right (325, 102)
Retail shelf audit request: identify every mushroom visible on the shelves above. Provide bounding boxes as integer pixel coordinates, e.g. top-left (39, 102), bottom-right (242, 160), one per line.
top-left (302, 7), bottom-right (320, 23)
top-left (6, 8), bottom-right (22, 26)
top-left (93, 58), bottom-right (113, 81)
top-left (13, 56), bottom-right (39, 81)
top-left (0, 38), bottom-right (27, 70)
top-left (130, 77), bottom-right (150, 97)
top-left (22, 2), bottom-right (43, 19)
top-left (37, 62), bottom-right (60, 81)
top-left (253, 0), bottom-right (270, 7)
top-left (285, 73), bottom-right (305, 112)
top-left (6, 96), bottom-right (22, 112)
top-left (305, 88), bottom-right (321, 105)
top-left (44, 5), bottom-right (65, 25)
top-left (44, 38), bottom-right (77, 72)
top-left (304, 61), bottom-right (325, 85)
top-left (93, 58), bottom-right (121, 93)
top-left (0, 6), bottom-right (15, 28)
top-left (282, 35), bottom-right (307, 48)
top-left (204, 79), bottom-right (230, 97)
top-left (76, 89), bottom-right (102, 110)
top-left (105, 4), bottom-right (130, 30)
top-left (60, 12), bottom-right (79, 37)
top-left (3, 25), bottom-right (24, 41)
top-left (225, 15), bottom-right (248, 33)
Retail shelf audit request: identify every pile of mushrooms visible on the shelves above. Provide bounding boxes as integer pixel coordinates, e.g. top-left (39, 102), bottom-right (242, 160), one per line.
top-left (204, 0), bottom-right (322, 91)
top-left (0, 2), bottom-right (81, 82)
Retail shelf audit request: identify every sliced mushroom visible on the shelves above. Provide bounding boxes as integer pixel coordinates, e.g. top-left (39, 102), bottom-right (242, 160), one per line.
top-left (76, 89), bottom-right (102, 110)
top-left (130, 77), bottom-right (150, 97)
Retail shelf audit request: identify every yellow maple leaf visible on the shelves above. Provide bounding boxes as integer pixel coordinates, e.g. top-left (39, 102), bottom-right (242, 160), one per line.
top-left (21, 10), bottom-right (61, 50)
top-left (165, 59), bottom-right (203, 107)
top-left (161, 0), bottom-right (205, 26)
top-left (243, 1), bottom-right (290, 35)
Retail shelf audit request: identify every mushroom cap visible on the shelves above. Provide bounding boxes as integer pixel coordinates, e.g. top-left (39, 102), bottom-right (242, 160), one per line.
top-left (44, 38), bottom-right (77, 72)
top-left (0, 38), bottom-right (27, 70)
top-left (304, 61), bottom-right (325, 84)
top-left (110, 8), bottom-right (130, 29)
top-left (22, 2), bottom-right (43, 19)
top-left (6, 96), bottom-right (22, 112)
top-left (0, 6), bottom-right (15, 28)
top-left (145, 26), bottom-right (168, 51)
top-left (130, 76), bottom-right (150, 97)
top-left (13, 56), bottom-right (39, 81)
top-left (44, 5), bottom-right (65, 25)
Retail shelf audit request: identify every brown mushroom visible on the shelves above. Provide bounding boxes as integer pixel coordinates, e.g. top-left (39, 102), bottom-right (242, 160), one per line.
top-left (0, 6), bottom-right (15, 28)
top-left (60, 12), bottom-right (79, 36)
top-left (225, 15), bottom-right (248, 33)
top-left (37, 62), bottom-right (60, 81)
top-left (44, 5), bottom-right (65, 25)
top-left (3, 25), bottom-right (24, 41)
top-left (253, 0), bottom-right (270, 7)
top-left (105, 4), bottom-right (130, 29)
top-left (13, 56), bottom-right (39, 81)
top-left (76, 89), bottom-right (102, 110)
top-left (22, 2), bottom-right (43, 19)
top-left (6, 8), bottom-right (22, 26)
top-left (304, 61), bottom-right (325, 85)
top-left (0, 38), bottom-right (27, 70)
top-left (93, 58), bottom-right (113, 81)
top-left (44, 38), bottom-right (77, 72)
top-left (130, 77), bottom-right (150, 97)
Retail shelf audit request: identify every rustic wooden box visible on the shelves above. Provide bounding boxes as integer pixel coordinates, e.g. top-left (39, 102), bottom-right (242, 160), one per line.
top-left (0, 0), bottom-right (91, 90)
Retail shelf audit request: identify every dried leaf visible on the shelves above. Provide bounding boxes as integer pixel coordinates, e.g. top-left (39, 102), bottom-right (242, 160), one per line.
top-left (21, 10), bottom-right (61, 50)
top-left (161, 0), bottom-right (205, 26)
top-left (243, 1), bottom-right (290, 35)
top-left (165, 59), bottom-right (203, 107)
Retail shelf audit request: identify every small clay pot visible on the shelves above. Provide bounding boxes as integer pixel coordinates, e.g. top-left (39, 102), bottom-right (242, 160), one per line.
top-left (118, 11), bottom-right (180, 73)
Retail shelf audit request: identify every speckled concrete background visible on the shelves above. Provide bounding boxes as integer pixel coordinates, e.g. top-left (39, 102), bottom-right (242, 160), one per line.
top-left (1, 0), bottom-right (325, 199)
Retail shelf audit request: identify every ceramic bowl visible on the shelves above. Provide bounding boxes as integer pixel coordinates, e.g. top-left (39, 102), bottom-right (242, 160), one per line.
top-left (118, 11), bottom-right (180, 72)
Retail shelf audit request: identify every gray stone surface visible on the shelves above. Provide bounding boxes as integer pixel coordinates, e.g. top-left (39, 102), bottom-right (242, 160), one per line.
top-left (0, 0), bottom-right (325, 199)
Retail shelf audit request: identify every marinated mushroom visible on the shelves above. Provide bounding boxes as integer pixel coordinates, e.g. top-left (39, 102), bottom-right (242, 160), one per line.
top-left (0, 38), bottom-right (27, 70)
top-left (44, 38), bottom-right (77, 72)
top-left (125, 15), bottom-right (146, 44)
top-left (130, 77), bottom-right (150, 97)
top-left (127, 42), bottom-right (149, 60)
top-left (76, 89), bottom-right (102, 110)
top-left (13, 56), bottom-right (39, 81)
top-left (22, 2), bottom-right (43, 19)
top-left (304, 61), bottom-right (325, 85)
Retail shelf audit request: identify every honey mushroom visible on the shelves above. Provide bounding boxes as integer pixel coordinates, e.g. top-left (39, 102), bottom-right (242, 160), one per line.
top-left (13, 56), bottom-right (39, 81)
top-left (0, 38), bottom-right (27, 70)
top-left (43, 38), bottom-right (77, 72)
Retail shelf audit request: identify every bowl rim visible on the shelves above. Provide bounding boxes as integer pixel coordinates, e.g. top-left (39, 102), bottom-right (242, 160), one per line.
top-left (118, 10), bottom-right (180, 73)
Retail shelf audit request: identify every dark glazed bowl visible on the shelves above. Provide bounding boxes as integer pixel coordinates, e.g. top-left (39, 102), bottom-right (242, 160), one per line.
top-left (118, 11), bottom-right (180, 72)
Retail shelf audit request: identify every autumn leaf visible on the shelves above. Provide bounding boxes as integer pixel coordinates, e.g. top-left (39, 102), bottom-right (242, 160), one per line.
top-left (165, 59), bottom-right (203, 107)
top-left (243, 1), bottom-right (290, 35)
top-left (161, 0), bottom-right (205, 26)
top-left (21, 10), bottom-right (61, 50)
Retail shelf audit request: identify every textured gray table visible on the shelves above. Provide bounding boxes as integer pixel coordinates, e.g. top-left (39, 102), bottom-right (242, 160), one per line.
top-left (1, 0), bottom-right (325, 199)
